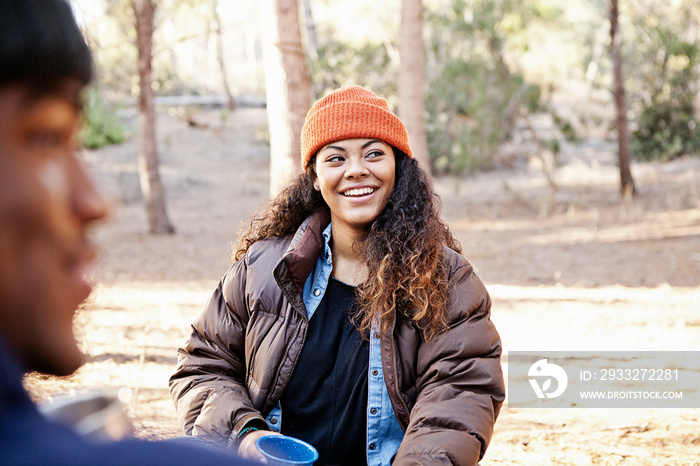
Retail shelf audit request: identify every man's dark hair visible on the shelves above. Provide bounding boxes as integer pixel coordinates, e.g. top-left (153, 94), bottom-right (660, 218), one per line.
top-left (0, 0), bottom-right (93, 88)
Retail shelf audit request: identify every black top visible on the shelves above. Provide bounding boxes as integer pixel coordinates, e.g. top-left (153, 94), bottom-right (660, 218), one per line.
top-left (280, 277), bottom-right (369, 466)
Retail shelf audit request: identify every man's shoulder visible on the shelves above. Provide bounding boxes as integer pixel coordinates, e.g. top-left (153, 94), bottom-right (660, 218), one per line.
top-left (0, 413), bottom-right (253, 465)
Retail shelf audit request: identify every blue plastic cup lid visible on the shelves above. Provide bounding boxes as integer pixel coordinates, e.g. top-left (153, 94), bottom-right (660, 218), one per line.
top-left (256, 435), bottom-right (319, 465)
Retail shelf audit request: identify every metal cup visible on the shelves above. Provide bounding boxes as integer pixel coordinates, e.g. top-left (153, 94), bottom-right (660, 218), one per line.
top-left (39, 391), bottom-right (133, 442)
top-left (256, 435), bottom-right (319, 466)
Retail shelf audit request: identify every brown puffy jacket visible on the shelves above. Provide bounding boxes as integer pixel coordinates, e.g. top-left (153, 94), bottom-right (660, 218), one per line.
top-left (169, 211), bottom-right (505, 465)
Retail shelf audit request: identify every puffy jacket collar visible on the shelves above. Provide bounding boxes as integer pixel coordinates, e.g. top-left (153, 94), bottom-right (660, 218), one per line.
top-left (278, 209), bottom-right (331, 292)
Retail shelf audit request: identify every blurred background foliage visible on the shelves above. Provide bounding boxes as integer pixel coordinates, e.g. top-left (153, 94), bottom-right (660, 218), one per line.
top-left (81, 86), bottom-right (129, 149)
top-left (422, 0), bottom-right (551, 173)
top-left (72, 0), bottom-right (700, 173)
top-left (626, 1), bottom-right (700, 161)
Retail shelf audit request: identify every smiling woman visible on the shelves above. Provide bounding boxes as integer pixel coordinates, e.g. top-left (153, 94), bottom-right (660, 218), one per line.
top-left (170, 85), bottom-right (505, 466)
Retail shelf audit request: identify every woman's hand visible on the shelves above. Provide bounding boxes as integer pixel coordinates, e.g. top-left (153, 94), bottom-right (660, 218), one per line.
top-left (237, 429), bottom-right (283, 462)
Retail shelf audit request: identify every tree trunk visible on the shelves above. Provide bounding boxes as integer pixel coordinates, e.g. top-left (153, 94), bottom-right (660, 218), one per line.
top-left (398, 0), bottom-right (431, 175)
top-left (609, 0), bottom-right (635, 197)
top-left (212, 0), bottom-right (235, 111)
top-left (301, 0), bottom-right (319, 62)
top-left (134, 0), bottom-right (175, 234)
top-left (259, 0), bottom-right (311, 197)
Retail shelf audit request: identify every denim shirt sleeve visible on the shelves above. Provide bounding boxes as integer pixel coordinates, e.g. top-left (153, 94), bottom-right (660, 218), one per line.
top-left (265, 222), bottom-right (404, 464)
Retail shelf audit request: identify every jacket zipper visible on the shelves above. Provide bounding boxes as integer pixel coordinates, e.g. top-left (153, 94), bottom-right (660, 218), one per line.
top-left (389, 316), bottom-right (411, 429)
top-left (263, 303), bottom-right (307, 414)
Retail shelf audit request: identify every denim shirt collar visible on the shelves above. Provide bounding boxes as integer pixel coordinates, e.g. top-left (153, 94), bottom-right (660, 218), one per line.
top-left (322, 223), bottom-right (332, 265)
top-left (302, 222), bottom-right (333, 321)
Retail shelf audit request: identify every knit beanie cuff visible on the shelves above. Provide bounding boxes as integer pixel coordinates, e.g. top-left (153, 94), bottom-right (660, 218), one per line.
top-left (300, 86), bottom-right (413, 170)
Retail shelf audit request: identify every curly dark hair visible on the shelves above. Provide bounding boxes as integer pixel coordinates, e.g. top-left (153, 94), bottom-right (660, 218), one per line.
top-left (232, 151), bottom-right (461, 341)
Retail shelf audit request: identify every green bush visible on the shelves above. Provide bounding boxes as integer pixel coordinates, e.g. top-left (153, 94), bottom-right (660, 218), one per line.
top-left (424, 2), bottom-right (543, 174)
top-left (632, 99), bottom-right (700, 161)
top-left (552, 113), bottom-right (579, 143)
top-left (425, 56), bottom-right (512, 174)
top-left (81, 86), bottom-right (128, 150)
top-left (630, 49), bottom-right (700, 161)
top-left (628, 9), bottom-right (700, 161)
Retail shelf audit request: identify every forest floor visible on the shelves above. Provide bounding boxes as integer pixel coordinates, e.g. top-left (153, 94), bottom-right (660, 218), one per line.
top-left (25, 106), bottom-right (700, 465)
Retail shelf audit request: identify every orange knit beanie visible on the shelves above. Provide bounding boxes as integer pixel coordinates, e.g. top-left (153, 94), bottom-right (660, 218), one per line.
top-left (300, 85), bottom-right (413, 170)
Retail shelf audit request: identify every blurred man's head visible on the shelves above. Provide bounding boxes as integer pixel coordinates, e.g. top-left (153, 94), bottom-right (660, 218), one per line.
top-left (0, 0), bottom-right (93, 89)
top-left (0, 0), bottom-right (109, 376)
